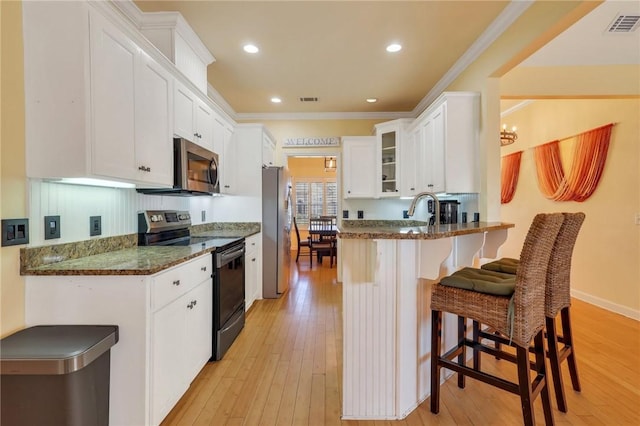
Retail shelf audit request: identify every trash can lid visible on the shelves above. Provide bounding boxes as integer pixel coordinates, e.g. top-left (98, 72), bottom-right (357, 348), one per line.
top-left (1, 325), bottom-right (119, 375)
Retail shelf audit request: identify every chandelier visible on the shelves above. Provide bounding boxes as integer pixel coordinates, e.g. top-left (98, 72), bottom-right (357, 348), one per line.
top-left (501, 124), bottom-right (518, 146)
top-left (324, 156), bottom-right (337, 172)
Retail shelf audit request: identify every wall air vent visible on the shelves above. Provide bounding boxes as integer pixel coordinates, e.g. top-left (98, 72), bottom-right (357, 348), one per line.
top-left (606, 14), bottom-right (640, 33)
top-left (299, 97), bottom-right (318, 102)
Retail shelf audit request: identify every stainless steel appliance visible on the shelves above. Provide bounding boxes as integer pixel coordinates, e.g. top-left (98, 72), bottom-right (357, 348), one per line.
top-left (262, 166), bottom-right (291, 298)
top-left (137, 138), bottom-right (219, 196)
top-left (138, 210), bottom-right (245, 361)
top-left (439, 200), bottom-right (460, 224)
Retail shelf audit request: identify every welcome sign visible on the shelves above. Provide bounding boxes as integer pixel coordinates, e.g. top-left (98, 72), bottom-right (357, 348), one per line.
top-left (283, 137), bottom-right (340, 147)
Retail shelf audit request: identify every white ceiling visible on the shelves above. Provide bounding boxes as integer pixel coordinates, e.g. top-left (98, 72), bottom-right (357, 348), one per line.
top-left (522, 0), bottom-right (640, 67)
top-left (133, 1), bottom-right (640, 117)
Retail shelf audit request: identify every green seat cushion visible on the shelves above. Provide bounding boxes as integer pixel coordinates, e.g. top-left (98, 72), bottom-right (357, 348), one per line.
top-left (481, 257), bottom-right (519, 275)
top-left (440, 267), bottom-right (516, 296)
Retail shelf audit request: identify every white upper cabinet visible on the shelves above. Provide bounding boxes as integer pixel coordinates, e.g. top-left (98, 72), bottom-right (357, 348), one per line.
top-left (174, 80), bottom-right (214, 151)
top-left (89, 9), bottom-right (138, 182)
top-left (416, 104), bottom-right (446, 193)
top-left (134, 51), bottom-right (174, 186)
top-left (374, 119), bottom-right (412, 197)
top-left (213, 114), bottom-right (236, 194)
top-left (342, 136), bottom-right (377, 199)
top-left (412, 92), bottom-right (479, 194)
top-left (23, 2), bottom-right (174, 187)
top-left (138, 11), bottom-right (215, 93)
top-left (233, 124), bottom-right (277, 196)
top-left (262, 134), bottom-right (276, 167)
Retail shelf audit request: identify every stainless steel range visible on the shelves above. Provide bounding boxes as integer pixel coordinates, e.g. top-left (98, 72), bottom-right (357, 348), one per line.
top-left (138, 210), bottom-right (246, 361)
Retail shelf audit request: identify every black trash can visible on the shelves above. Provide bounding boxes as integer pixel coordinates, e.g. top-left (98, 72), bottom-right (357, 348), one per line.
top-left (1, 325), bottom-right (119, 426)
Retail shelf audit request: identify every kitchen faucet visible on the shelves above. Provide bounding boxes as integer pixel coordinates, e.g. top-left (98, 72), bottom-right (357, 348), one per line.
top-left (407, 191), bottom-right (440, 226)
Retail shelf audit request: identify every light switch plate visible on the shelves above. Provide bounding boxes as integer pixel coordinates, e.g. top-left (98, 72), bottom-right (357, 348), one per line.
top-left (44, 215), bottom-right (61, 240)
top-left (1, 218), bottom-right (29, 246)
top-left (90, 216), bottom-right (102, 236)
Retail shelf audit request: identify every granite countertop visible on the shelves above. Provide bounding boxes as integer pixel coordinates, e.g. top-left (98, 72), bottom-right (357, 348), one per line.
top-left (21, 224), bottom-right (260, 276)
top-left (337, 220), bottom-right (514, 240)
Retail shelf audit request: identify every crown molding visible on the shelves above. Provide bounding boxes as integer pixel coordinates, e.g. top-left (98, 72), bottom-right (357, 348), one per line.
top-left (501, 100), bottom-right (534, 117)
top-left (235, 111), bottom-right (412, 122)
top-left (412, 0), bottom-right (534, 117)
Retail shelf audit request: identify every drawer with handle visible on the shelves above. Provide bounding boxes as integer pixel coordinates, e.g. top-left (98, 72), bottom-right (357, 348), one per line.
top-left (151, 254), bottom-right (212, 311)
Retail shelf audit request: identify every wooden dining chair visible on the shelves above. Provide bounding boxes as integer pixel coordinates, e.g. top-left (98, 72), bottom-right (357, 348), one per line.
top-left (309, 217), bottom-right (336, 268)
top-left (293, 216), bottom-right (311, 264)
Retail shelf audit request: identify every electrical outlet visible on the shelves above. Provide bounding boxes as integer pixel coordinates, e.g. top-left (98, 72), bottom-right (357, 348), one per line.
top-left (1, 218), bottom-right (29, 246)
top-left (90, 216), bottom-right (102, 236)
top-left (403, 210), bottom-right (409, 219)
top-left (44, 215), bottom-right (61, 240)
top-left (357, 210), bottom-right (364, 219)
top-left (342, 210), bottom-right (349, 219)
top-left (201, 210), bottom-right (206, 222)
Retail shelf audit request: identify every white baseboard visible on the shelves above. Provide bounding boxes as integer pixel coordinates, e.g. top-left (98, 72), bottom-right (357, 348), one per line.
top-left (571, 289), bottom-right (640, 321)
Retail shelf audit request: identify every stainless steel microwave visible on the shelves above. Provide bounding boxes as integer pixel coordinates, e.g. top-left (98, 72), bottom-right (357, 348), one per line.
top-left (138, 138), bottom-right (220, 196)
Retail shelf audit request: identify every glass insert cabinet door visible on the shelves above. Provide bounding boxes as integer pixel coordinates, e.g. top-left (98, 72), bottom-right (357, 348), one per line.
top-left (380, 131), bottom-right (397, 194)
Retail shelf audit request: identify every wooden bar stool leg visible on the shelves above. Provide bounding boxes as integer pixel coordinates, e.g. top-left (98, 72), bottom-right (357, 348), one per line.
top-left (534, 330), bottom-right (555, 425)
top-left (430, 310), bottom-right (442, 414)
top-left (516, 343), bottom-right (536, 426)
top-left (457, 316), bottom-right (466, 389)
top-left (472, 320), bottom-right (481, 370)
top-left (546, 316), bottom-right (567, 412)
top-left (561, 307), bottom-right (581, 392)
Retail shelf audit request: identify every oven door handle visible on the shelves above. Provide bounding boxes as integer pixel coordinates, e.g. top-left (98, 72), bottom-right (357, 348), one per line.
top-left (216, 246), bottom-right (245, 267)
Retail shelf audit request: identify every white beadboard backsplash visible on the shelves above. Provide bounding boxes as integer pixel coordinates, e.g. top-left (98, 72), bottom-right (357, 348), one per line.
top-left (342, 193), bottom-right (479, 222)
top-left (27, 180), bottom-right (262, 246)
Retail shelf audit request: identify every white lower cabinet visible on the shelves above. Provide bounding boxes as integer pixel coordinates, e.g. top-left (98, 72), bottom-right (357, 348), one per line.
top-left (25, 254), bottom-right (213, 426)
top-left (245, 233), bottom-right (262, 310)
top-left (151, 277), bottom-right (212, 425)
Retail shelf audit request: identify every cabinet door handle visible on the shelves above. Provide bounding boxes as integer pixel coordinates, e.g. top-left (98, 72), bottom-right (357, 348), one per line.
top-left (192, 300), bottom-right (197, 307)
top-left (428, 184), bottom-right (434, 188)
top-left (410, 187), bottom-right (415, 191)
top-left (252, 258), bottom-right (256, 262)
top-left (138, 166), bottom-right (151, 172)
top-left (187, 301), bottom-right (194, 309)
top-left (201, 266), bottom-right (207, 271)
top-left (173, 280), bottom-right (180, 286)
top-left (347, 190), bottom-right (351, 194)
top-left (224, 185), bottom-right (230, 188)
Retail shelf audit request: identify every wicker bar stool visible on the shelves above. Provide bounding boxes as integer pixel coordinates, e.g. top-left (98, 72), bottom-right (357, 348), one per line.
top-left (430, 213), bottom-right (564, 426)
top-left (482, 212), bottom-right (585, 412)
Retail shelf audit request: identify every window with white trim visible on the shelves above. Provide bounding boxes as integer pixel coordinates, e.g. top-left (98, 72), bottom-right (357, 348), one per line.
top-left (293, 178), bottom-right (337, 226)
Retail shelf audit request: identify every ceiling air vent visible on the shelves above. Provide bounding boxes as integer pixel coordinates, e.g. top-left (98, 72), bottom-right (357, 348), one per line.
top-left (299, 97), bottom-right (318, 102)
top-left (606, 14), bottom-right (640, 33)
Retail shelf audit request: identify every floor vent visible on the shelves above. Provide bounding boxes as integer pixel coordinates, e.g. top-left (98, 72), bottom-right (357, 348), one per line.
top-left (607, 14), bottom-right (640, 33)
top-left (299, 97), bottom-right (318, 102)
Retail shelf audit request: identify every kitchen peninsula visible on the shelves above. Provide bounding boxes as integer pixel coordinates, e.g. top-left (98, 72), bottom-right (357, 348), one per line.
top-left (338, 220), bottom-right (513, 420)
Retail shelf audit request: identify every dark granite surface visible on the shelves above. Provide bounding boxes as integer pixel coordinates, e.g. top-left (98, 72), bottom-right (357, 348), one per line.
top-left (21, 223), bottom-right (261, 276)
top-left (337, 221), bottom-right (514, 240)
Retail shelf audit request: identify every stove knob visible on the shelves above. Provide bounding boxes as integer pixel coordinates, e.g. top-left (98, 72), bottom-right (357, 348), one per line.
top-left (150, 215), bottom-right (158, 222)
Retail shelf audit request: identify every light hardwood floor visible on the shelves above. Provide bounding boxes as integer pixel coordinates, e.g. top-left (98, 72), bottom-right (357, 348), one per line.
top-left (162, 257), bottom-right (640, 425)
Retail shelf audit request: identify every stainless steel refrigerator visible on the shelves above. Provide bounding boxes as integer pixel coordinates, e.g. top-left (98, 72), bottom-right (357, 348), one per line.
top-left (262, 166), bottom-right (291, 298)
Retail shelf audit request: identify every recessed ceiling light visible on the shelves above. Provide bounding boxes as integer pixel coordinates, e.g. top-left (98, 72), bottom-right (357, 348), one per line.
top-left (386, 43), bottom-right (402, 53)
top-left (366, 98), bottom-right (378, 103)
top-left (271, 97), bottom-right (282, 103)
top-left (243, 44), bottom-right (259, 53)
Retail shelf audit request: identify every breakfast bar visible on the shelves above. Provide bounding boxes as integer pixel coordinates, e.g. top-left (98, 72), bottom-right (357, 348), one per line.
top-left (337, 220), bottom-right (514, 420)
